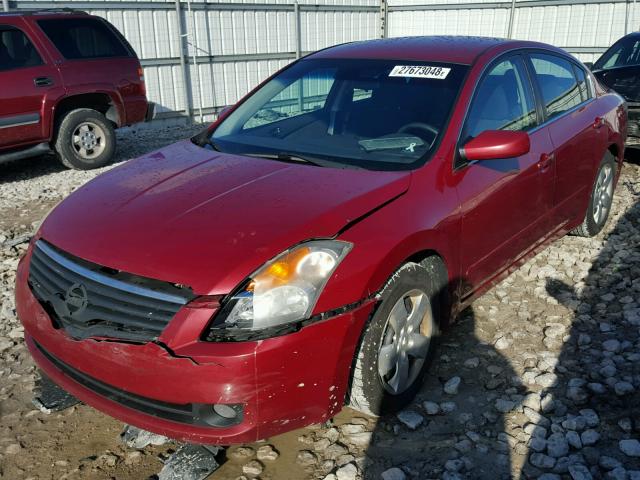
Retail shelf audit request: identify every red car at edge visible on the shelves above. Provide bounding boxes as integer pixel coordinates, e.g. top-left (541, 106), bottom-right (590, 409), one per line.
top-left (15, 36), bottom-right (625, 445)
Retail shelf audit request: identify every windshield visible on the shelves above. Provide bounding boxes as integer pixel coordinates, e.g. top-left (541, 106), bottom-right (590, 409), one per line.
top-left (210, 58), bottom-right (468, 170)
top-left (594, 35), bottom-right (640, 70)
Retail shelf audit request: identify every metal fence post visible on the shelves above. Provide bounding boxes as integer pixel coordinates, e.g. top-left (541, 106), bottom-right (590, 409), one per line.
top-left (507, 0), bottom-right (516, 38)
top-left (294, 1), bottom-right (303, 111)
top-left (380, 0), bottom-right (388, 38)
top-left (2, 0), bottom-right (9, 12)
top-left (625, 0), bottom-right (630, 34)
top-left (186, 0), bottom-right (204, 123)
top-left (174, 0), bottom-right (193, 124)
top-left (294, 1), bottom-right (302, 60)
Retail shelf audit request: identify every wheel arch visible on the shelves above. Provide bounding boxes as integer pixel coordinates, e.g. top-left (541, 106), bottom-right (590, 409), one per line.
top-left (52, 92), bottom-right (123, 141)
top-left (357, 236), bottom-right (457, 328)
top-left (404, 250), bottom-right (451, 327)
top-left (607, 143), bottom-right (625, 180)
top-left (343, 248), bottom-right (451, 413)
top-left (607, 142), bottom-right (622, 163)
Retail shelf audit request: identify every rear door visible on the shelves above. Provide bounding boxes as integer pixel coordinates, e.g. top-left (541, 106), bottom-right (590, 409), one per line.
top-left (0, 21), bottom-right (62, 150)
top-left (454, 54), bottom-right (555, 296)
top-left (527, 52), bottom-right (605, 226)
top-left (35, 16), bottom-right (146, 125)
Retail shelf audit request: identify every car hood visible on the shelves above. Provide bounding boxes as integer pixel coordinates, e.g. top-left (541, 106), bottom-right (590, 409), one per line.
top-left (40, 140), bottom-right (411, 294)
top-left (593, 66), bottom-right (640, 102)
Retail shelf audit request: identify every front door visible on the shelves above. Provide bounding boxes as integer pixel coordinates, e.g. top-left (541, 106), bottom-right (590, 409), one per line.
top-left (0, 23), bottom-right (61, 150)
top-left (453, 55), bottom-right (555, 296)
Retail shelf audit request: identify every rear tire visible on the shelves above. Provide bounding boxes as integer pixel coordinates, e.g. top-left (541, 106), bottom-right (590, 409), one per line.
top-left (348, 258), bottom-right (444, 417)
top-left (54, 108), bottom-right (115, 170)
top-left (571, 151), bottom-right (616, 237)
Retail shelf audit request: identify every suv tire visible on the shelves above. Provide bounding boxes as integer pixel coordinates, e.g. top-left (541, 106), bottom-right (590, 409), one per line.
top-left (54, 108), bottom-right (116, 170)
top-left (571, 151), bottom-right (616, 237)
top-left (348, 259), bottom-right (443, 417)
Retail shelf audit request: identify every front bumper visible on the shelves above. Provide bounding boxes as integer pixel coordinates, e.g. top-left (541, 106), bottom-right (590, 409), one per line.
top-left (15, 250), bottom-right (375, 445)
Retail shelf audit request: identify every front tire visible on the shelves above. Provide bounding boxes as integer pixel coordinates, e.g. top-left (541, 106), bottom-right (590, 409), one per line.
top-left (54, 108), bottom-right (116, 170)
top-left (348, 259), bottom-right (443, 417)
top-left (571, 151), bottom-right (616, 237)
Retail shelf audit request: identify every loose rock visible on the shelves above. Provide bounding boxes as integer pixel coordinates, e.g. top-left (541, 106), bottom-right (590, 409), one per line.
top-left (620, 440), bottom-right (640, 457)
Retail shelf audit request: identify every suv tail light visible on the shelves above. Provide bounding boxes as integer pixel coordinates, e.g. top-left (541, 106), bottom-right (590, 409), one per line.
top-left (137, 66), bottom-right (146, 96)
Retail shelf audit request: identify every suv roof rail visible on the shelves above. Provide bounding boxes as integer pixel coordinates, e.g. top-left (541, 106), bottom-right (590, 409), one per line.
top-left (0, 8), bottom-right (88, 16)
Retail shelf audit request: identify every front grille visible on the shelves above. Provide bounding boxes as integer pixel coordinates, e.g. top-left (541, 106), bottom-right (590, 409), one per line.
top-left (28, 240), bottom-right (194, 342)
top-left (34, 341), bottom-right (243, 427)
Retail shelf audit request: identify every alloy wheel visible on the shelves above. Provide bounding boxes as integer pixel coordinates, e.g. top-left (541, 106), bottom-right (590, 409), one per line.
top-left (593, 163), bottom-right (614, 225)
top-left (72, 122), bottom-right (106, 160)
top-left (377, 289), bottom-right (433, 395)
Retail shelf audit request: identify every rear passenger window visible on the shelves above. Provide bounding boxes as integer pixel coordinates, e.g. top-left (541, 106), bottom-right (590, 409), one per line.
top-left (530, 54), bottom-right (583, 119)
top-left (38, 18), bottom-right (130, 60)
top-left (464, 57), bottom-right (537, 139)
top-left (0, 26), bottom-right (43, 71)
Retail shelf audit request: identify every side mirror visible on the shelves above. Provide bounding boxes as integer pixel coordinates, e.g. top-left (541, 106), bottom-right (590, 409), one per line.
top-left (583, 61), bottom-right (594, 70)
top-left (461, 130), bottom-right (530, 161)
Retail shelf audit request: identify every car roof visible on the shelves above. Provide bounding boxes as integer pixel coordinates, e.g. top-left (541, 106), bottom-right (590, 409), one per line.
top-left (308, 36), bottom-right (559, 65)
top-left (0, 9), bottom-right (88, 19)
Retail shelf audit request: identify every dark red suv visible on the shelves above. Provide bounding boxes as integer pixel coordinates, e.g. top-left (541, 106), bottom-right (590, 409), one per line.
top-left (0, 9), bottom-right (152, 169)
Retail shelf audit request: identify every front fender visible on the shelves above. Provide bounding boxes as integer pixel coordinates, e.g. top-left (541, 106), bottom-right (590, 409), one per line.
top-left (315, 178), bottom-right (462, 321)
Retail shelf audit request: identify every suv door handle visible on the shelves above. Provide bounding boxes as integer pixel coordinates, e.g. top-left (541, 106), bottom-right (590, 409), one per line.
top-left (538, 153), bottom-right (555, 171)
top-left (33, 76), bottom-right (53, 87)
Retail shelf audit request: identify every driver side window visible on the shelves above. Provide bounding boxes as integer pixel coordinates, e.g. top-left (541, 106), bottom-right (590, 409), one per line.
top-left (464, 57), bottom-right (537, 141)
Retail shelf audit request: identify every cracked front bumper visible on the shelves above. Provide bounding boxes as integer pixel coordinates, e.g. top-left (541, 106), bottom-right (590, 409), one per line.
top-left (15, 250), bottom-right (374, 444)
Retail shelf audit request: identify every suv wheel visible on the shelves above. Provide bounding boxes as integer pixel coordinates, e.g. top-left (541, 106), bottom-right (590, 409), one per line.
top-left (571, 151), bottom-right (616, 237)
top-left (55, 108), bottom-right (116, 170)
top-left (348, 259), bottom-right (443, 416)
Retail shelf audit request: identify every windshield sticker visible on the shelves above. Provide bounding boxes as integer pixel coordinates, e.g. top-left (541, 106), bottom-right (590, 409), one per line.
top-left (389, 65), bottom-right (451, 79)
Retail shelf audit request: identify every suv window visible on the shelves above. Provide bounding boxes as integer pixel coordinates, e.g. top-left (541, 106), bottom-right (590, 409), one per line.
top-left (464, 57), bottom-right (537, 139)
top-left (530, 53), bottom-right (582, 119)
top-left (37, 18), bottom-right (130, 60)
top-left (0, 26), bottom-right (43, 71)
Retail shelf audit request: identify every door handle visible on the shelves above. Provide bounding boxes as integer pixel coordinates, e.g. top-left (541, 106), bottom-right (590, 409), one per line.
top-left (592, 116), bottom-right (605, 129)
top-left (538, 153), bottom-right (554, 171)
top-left (33, 76), bottom-right (53, 87)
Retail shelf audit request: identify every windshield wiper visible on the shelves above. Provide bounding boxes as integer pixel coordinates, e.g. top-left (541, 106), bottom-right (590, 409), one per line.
top-left (191, 130), bottom-right (221, 151)
top-left (243, 152), bottom-right (326, 167)
top-left (200, 138), bottom-right (221, 151)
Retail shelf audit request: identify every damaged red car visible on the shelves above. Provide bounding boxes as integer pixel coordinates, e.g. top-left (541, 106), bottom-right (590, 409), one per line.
top-left (16, 36), bottom-right (625, 445)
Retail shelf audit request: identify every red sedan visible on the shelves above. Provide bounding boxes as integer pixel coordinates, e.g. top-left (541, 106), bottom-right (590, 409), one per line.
top-left (15, 36), bottom-right (625, 444)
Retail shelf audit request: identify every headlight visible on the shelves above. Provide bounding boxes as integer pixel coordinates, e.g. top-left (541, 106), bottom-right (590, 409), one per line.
top-left (209, 240), bottom-right (352, 335)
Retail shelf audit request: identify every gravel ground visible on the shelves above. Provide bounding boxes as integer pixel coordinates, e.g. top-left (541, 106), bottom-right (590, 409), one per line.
top-left (0, 130), bottom-right (639, 480)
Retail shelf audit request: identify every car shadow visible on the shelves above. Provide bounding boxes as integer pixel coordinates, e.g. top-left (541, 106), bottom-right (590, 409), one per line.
top-left (0, 153), bottom-right (68, 183)
top-left (517, 173), bottom-right (640, 478)
top-left (358, 163), bottom-right (639, 479)
top-left (360, 287), bottom-right (525, 479)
